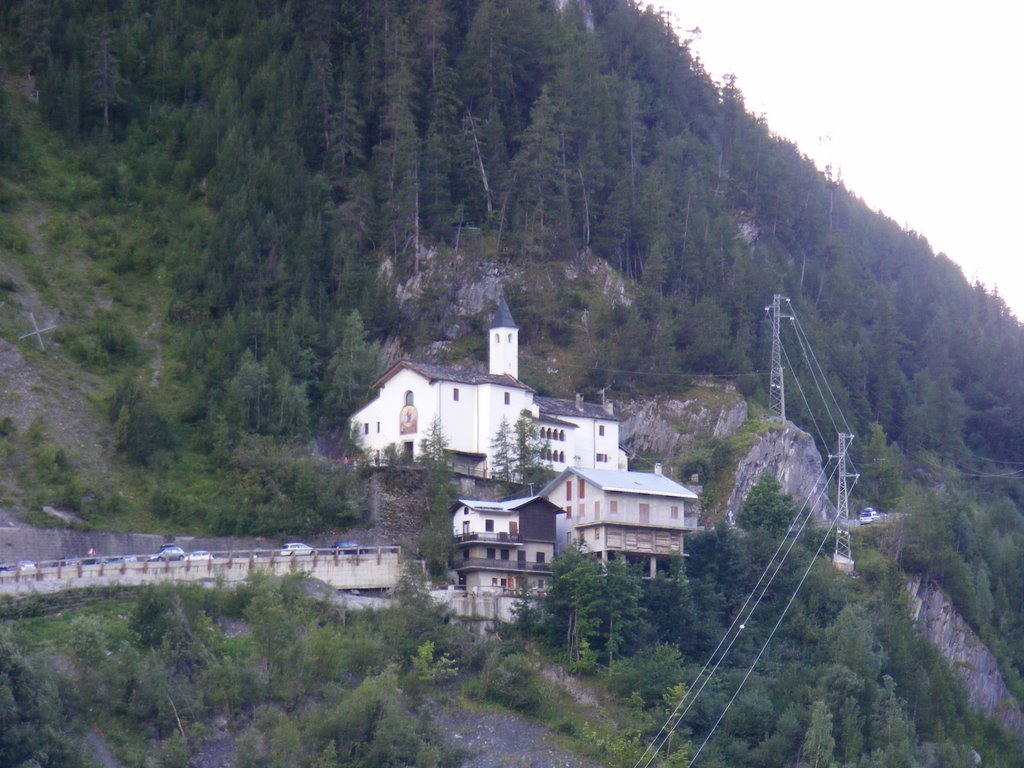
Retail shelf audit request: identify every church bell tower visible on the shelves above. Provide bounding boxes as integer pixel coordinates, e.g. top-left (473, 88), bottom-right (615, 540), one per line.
top-left (489, 297), bottom-right (519, 379)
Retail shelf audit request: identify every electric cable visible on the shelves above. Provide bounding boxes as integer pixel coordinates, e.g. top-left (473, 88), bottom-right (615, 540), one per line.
top-left (686, 501), bottom-right (848, 766)
top-left (633, 460), bottom-right (840, 768)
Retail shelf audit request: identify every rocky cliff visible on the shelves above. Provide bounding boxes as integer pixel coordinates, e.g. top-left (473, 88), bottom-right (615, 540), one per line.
top-left (618, 384), bottom-right (748, 459)
top-left (906, 575), bottom-right (1024, 737)
top-left (726, 423), bottom-right (834, 521)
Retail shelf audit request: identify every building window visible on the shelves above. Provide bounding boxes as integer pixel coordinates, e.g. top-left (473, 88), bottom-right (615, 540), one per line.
top-left (492, 578), bottom-right (498, 586)
top-left (376, 422), bottom-right (380, 433)
top-left (487, 548), bottom-right (496, 559)
top-left (517, 551), bottom-right (526, 564)
top-left (565, 505), bottom-right (572, 519)
top-left (639, 503), bottom-right (650, 524)
top-left (578, 503), bottom-right (585, 519)
top-left (593, 528), bottom-right (600, 540)
top-left (504, 392), bottom-right (510, 405)
top-left (536, 552), bottom-right (546, 564)
top-left (596, 453), bottom-right (607, 463)
top-left (594, 501), bottom-right (601, 520)
top-left (507, 333), bottom-right (512, 342)
top-left (404, 391), bottom-right (414, 406)
top-left (501, 549), bottom-right (510, 561)
top-left (485, 519), bottom-right (494, 532)
top-left (566, 532), bottom-right (572, 546)
top-left (463, 549), bottom-right (469, 559)
top-left (559, 450), bottom-right (565, 462)
top-left (565, 481), bottom-right (572, 501)
top-left (599, 425), bottom-right (605, 436)
top-left (610, 500), bottom-right (618, 515)
top-left (500, 578), bottom-right (507, 587)
top-left (453, 387), bottom-right (460, 401)
top-left (560, 430), bottom-right (565, 441)
top-left (363, 423), bottom-right (369, 435)
top-left (537, 579), bottom-right (545, 590)
top-left (578, 479), bottom-right (585, 499)
top-left (671, 505), bottom-right (679, 520)
top-left (495, 333), bottom-right (500, 343)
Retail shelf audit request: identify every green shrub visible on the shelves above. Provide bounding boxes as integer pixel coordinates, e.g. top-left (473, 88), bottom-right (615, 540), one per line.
top-left (475, 651), bottom-right (545, 715)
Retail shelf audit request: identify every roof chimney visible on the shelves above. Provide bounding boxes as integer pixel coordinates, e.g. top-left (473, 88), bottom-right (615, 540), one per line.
top-left (654, 463), bottom-right (663, 476)
top-left (575, 393), bottom-right (583, 410)
top-left (603, 399), bottom-right (613, 415)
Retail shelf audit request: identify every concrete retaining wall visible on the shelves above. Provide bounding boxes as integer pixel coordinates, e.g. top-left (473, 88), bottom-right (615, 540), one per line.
top-left (0, 547), bottom-right (403, 595)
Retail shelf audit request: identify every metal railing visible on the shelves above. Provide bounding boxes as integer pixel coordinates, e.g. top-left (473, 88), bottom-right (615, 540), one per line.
top-left (453, 532), bottom-right (524, 544)
top-left (454, 557), bottom-right (551, 573)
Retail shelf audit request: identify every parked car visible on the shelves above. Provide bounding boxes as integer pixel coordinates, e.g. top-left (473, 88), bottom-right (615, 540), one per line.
top-left (148, 544), bottom-right (186, 561)
top-left (0, 562), bottom-right (17, 572)
top-left (279, 542), bottom-right (314, 557)
top-left (858, 507), bottom-right (881, 525)
top-left (17, 560), bottom-right (36, 572)
top-left (185, 550), bottom-right (213, 562)
top-left (334, 540), bottom-right (359, 554)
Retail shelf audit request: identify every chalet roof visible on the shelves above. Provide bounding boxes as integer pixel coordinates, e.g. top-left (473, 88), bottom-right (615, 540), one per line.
top-left (371, 360), bottom-right (533, 391)
top-left (535, 395), bottom-right (618, 422)
top-left (490, 297), bottom-right (518, 329)
top-left (451, 495), bottom-right (561, 515)
top-left (540, 467), bottom-right (699, 500)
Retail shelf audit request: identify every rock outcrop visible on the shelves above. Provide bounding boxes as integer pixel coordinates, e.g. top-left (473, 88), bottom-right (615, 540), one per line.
top-left (726, 423), bottom-right (834, 520)
top-left (618, 386), bottom-right (748, 459)
top-left (906, 575), bottom-right (1024, 737)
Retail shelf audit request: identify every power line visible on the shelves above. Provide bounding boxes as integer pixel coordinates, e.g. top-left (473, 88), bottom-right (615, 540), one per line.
top-left (634, 460), bottom-right (840, 768)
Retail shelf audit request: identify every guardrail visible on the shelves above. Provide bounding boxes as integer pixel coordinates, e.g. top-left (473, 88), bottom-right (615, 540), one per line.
top-left (0, 546), bottom-right (404, 595)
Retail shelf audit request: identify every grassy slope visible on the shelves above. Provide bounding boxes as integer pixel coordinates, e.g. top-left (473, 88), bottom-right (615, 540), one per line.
top-left (0, 83), bottom-right (215, 530)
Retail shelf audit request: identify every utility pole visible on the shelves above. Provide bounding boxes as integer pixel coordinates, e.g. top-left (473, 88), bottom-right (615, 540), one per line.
top-left (766, 294), bottom-right (792, 423)
top-left (832, 432), bottom-right (858, 572)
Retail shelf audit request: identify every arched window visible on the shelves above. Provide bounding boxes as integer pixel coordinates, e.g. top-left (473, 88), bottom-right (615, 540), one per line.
top-left (559, 451), bottom-right (565, 463)
top-left (507, 333), bottom-right (512, 342)
top-left (494, 333), bottom-right (500, 343)
top-left (559, 430), bottom-right (565, 441)
top-left (404, 391), bottom-right (414, 406)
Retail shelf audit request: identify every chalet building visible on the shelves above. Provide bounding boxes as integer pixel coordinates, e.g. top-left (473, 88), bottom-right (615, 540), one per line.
top-left (350, 298), bottom-right (626, 475)
top-left (539, 465), bottom-right (701, 576)
top-left (451, 496), bottom-right (560, 592)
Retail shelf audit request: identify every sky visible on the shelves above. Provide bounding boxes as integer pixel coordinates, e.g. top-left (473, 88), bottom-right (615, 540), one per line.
top-left (658, 1), bottom-right (1024, 318)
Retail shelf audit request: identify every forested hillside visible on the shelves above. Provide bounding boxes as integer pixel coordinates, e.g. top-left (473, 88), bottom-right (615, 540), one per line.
top-left (4, 1), bottom-right (1024, 765)
top-left (4, 0), bottom-right (1024, 469)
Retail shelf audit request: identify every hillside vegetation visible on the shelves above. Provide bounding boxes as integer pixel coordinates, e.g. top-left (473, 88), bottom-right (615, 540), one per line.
top-left (3, 0), bottom-right (1024, 765)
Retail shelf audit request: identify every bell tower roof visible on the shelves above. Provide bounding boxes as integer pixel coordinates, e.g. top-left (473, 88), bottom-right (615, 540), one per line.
top-left (490, 297), bottom-right (518, 330)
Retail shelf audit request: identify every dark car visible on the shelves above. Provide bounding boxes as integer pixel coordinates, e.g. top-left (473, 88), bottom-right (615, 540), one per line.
top-left (334, 540), bottom-right (360, 554)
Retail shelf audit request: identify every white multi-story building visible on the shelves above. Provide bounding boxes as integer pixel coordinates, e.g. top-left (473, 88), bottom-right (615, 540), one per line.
top-left (451, 496), bottom-right (559, 592)
top-left (350, 299), bottom-right (627, 476)
top-left (539, 464), bottom-right (701, 576)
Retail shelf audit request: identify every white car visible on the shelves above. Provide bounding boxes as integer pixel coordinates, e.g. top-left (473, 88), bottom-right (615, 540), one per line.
top-left (185, 550), bottom-right (213, 561)
top-left (858, 508), bottom-right (881, 525)
top-left (279, 542), bottom-right (314, 557)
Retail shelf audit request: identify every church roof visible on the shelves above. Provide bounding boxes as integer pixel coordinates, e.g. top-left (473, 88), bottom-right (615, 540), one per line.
top-left (371, 360), bottom-right (533, 390)
top-left (490, 297), bottom-right (518, 329)
top-left (535, 395), bottom-right (619, 422)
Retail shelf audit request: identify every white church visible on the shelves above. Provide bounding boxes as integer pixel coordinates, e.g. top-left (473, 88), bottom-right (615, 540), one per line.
top-left (351, 299), bottom-right (627, 477)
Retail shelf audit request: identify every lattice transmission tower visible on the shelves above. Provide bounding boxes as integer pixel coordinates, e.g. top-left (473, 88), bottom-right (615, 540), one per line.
top-left (766, 294), bottom-right (792, 423)
top-left (832, 432), bottom-right (858, 571)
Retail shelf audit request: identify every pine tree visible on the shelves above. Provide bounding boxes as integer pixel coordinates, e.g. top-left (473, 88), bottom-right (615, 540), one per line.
top-left (490, 417), bottom-right (515, 483)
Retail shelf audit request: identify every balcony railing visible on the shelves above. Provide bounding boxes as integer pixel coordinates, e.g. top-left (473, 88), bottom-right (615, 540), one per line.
top-left (454, 532), bottom-right (524, 545)
top-left (455, 557), bottom-right (551, 573)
